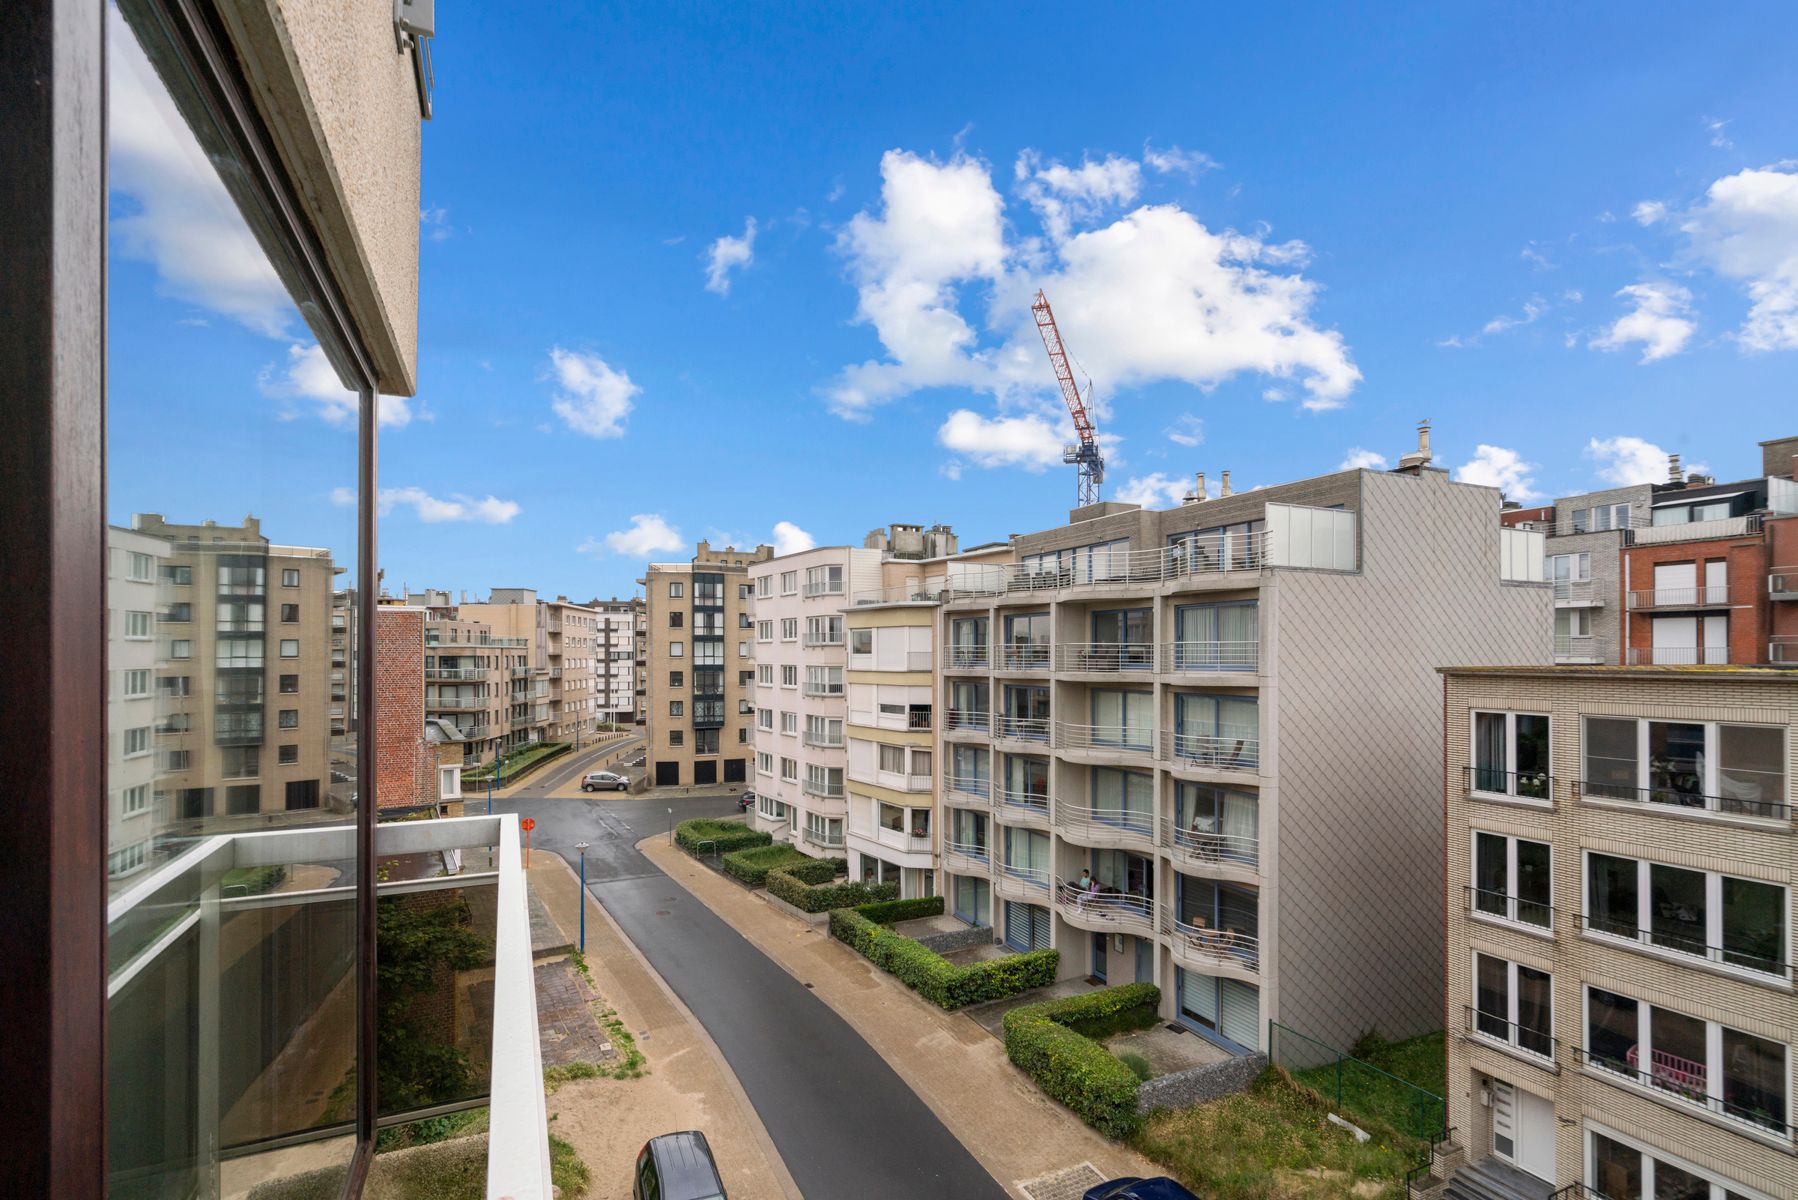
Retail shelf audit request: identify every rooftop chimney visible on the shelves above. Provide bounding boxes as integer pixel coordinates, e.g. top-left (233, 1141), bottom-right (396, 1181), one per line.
top-left (1667, 453), bottom-right (1683, 485)
top-left (1185, 471), bottom-right (1207, 504)
top-left (1395, 419), bottom-right (1434, 473)
top-left (1220, 470), bottom-right (1233, 498)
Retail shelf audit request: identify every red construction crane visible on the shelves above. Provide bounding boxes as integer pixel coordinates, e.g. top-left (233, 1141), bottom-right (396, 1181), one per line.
top-left (1031, 289), bottom-right (1104, 506)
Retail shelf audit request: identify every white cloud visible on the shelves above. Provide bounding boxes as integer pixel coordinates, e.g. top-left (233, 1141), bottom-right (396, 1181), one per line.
top-left (108, 7), bottom-right (291, 335)
top-left (1017, 152), bottom-right (1143, 241)
top-left (1520, 243), bottom-right (1555, 270)
top-left (1589, 282), bottom-right (1696, 362)
top-left (1706, 117), bottom-right (1734, 150)
top-left (1632, 200), bottom-right (1668, 226)
top-left (1165, 414), bottom-right (1205, 447)
top-left (1339, 448), bottom-right (1388, 470)
top-left (772, 521), bottom-right (816, 555)
top-left (596, 514), bottom-right (685, 558)
top-left (937, 409), bottom-right (1065, 470)
top-left (548, 347), bottom-right (639, 438)
top-left (420, 206), bottom-right (454, 242)
top-left (1114, 472), bottom-right (1191, 508)
top-left (1680, 166), bottom-right (1798, 351)
top-left (1142, 143), bottom-right (1219, 177)
top-left (704, 217), bottom-right (758, 296)
top-left (1585, 436), bottom-right (1678, 486)
top-left (262, 343), bottom-right (412, 428)
top-left (826, 147), bottom-right (1360, 424)
top-left (1453, 444), bottom-right (1543, 501)
top-left (939, 461), bottom-right (963, 481)
top-left (1480, 297), bottom-right (1547, 336)
top-left (330, 485), bottom-right (519, 524)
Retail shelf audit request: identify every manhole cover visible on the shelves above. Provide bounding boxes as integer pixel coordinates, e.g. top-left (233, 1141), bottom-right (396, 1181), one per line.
top-left (654, 910), bottom-right (670, 916)
top-left (1019, 1164), bottom-right (1105, 1200)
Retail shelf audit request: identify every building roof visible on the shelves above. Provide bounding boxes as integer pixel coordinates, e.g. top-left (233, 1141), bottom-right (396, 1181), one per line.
top-left (1438, 663), bottom-right (1797, 678)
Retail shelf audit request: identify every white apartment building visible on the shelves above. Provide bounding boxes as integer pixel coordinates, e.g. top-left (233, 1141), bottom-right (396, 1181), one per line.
top-left (589, 598), bottom-right (641, 726)
top-left (937, 451), bottom-right (1554, 1056)
top-left (107, 527), bottom-right (168, 885)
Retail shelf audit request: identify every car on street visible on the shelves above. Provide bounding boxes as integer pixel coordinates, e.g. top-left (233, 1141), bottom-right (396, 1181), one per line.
top-left (1083, 1178), bottom-right (1202, 1200)
top-left (582, 770), bottom-right (629, 792)
top-left (634, 1130), bottom-right (727, 1200)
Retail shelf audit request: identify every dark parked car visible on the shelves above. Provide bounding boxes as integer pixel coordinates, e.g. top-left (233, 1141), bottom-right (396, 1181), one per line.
top-left (1083, 1177), bottom-right (1201, 1200)
top-left (634, 1131), bottom-right (727, 1200)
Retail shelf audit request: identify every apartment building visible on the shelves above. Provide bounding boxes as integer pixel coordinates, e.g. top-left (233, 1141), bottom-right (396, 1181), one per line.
top-left (935, 448), bottom-right (1552, 1056)
top-left (1437, 665), bottom-right (1794, 1200)
top-left (415, 600), bottom-right (508, 762)
top-left (131, 514), bottom-right (343, 834)
top-left (542, 595), bottom-right (601, 742)
top-left (461, 589), bottom-right (559, 750)
top-left (643, 541), bottom-right (772, 787)
top-left (587, 597), bottom-right (643, 725)
top-left (107, 528), bottom-right (169, 885)
top-left (373, 606), bottom-right (470, 813)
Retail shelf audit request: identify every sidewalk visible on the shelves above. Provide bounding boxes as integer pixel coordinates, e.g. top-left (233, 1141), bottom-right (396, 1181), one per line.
top-left (640, 836), bottom-right (1160, 1198)
top-left (526, 853), bottom-right (799, 1200)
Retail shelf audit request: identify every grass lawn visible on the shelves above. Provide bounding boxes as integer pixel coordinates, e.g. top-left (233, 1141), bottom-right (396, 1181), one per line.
top-left (462, 741), bottom-right (568, 784)
top-left (1138, 1068), bottom-right (1423, 1200)
top-left (1292, 1031), bottom-right (1447, 1142)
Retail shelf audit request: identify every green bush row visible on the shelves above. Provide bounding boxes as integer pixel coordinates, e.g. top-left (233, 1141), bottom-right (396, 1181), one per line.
top-left (1001, 983), bottom-right (1162, 1139)
top-left (828, 905), bottom-right (1059, 1010)
top-left (674, 817), bottom-right (771, 856)
top-left (719, 843), bottom-right (811, 886)
top-left (854, 895), bottom-right (945, 925)
top-left (765, 867), bottom-right (892, 913)
top-left (779, 855), bottom-right (847, 885)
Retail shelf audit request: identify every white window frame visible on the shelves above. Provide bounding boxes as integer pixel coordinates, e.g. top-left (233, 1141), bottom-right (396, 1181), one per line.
top-left (125, 610), bottom-right (153, 639)
top-left (668, 640), bottom-right (684, 658)
top-left (756, 708), bottom-right (773, 731)
top-left (780, 711), bottom-right (798, 735)
top-left (127, 552), bottom-right (155, 582)
top-left (1580, 849), bottom-right (1791, 985)
top-left (1469, 709), bottom-right (1553, 806)
top-left (780, 757), bottom-right (798, 782)
top-left (1584, 1123), bottom-right (1776, 1200)
top-left (1579, 715), bottom-right (1788, 824)
top-left (121, 783), bottom-right (149, 816)
top-left (780, 571), bottom-right (798, 596)
top-left (1469, 950), bottom-right (1555, 1063)
top-left (757, 620), bottom-right (773, 642)
top-left (279, 639), bottom-right (300, 658)
top-left (780, 665), bottom-right (798, 688)
top-left (122, 669), bottom-right (151, 699)
top-left (123, 726), bottom-right (151, 758)
top-left (1469, 829), bottom-right (1554, 934)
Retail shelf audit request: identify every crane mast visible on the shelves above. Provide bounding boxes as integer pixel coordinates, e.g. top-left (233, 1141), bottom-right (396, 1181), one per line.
top-left (1031, 289), bottom-right (1104, 506)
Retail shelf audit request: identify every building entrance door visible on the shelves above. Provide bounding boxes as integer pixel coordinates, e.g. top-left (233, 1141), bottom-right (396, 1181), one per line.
top-left (1490, 1080), bottom-right (1556, 1185)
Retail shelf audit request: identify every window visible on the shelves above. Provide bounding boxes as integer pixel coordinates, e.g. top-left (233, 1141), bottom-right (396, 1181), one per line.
top-left (1582, 716), bottom-right (1786, 820)
top-left (756, 751), bottom-right (774, 775)
top-left (108, 843), bottom-right (148, 878)
top-left (1171, 693), bottom-right (1255, 766)
top-left (1548, 551), bottom-right (1591, 582)
top-left (695, 728), bottom-right (719, 755)
top-left (1583, 986), bottom-right (1788, 1136)
top-left (738, 583), bottom-right (751, 600)
top-left (806, 615), bottom-right (842, 645)
top-left (669, 670), bottom-right (684, 688)
top-left (781, 711), bottom-right (798, 735)
top-left (121, 669), bottom-right (151, 698)
top-left (1092, 689), bottom-right (1154, 748)
top-left (162, 602), bottom-right (191, 622)
top-left (1471, 710), bottom-right (1551, 801)
top-left (780, 757), bottom-right (798, 781)
top-left (780, 665), bottom-right (798, 688)
top-left (278, 639), bottom-right (299, 658)
top-left (738, 612), bottom-right (752, 629)
top-left (1471, 953), bottom-right (1554, 1059)
top-left (757, 664), bottom-right (773, 685)
top-left (668, 640), bottom-right (684, 658)
top-left (123, 727), bottom-right (150, 757)
top-left (161, 564), bottom-right (192, 585)
top-left (127, 551), bottom-right (155, 581)
top-left (668, 700), bottom-right (684, 717)
top-left (278, 709), bottom-right (298, 729)
top-left (804, 714), bottom-right (841, 745)
top-left (1571, 503), bottom-right (1631, 533)
top-left (804, 764), bottom-right (843, 797)
top-left (949, 744), bottom-right (990, 792)
top-left (1584, 851), bottom-right (1786, 979)
top-left (756, 620), bottom-right (773, 641)
top-left (284, 780), bottom-right (320, 810)
top-left (668, 581), bottom-right (684, 598)
top-left (1471, 831), bottom-right (1552, 929)
top-left (779, 571), bottom-right (797, 595)
top-left (804, 665), bottom-right (843, 695)
top-left (225, 785), bottom-right (260, 815)
top-left (280, 603), bottom-right (299, 622)
top-left (166, 750), bottom-right (191, 771)
top-left (738, 640), bottom-right (749, 658)
top-left (121, 784), bottom-right (149, 816)
top-left (221, 746), bottom-right (259, 779)
top-left (170, 638), bottom-right (193, 659)
top-left (1587, 1127), bottom-right (1768, 1200)
top-left (668, 611), bottom-right (684, 628)
top-left (124, 610), bottom-right (153, 639)
top-left (278, 744), bottom-right (298, 765)
top-left (668, 730), bottom-right (684, 747)
top-left (849, 628), bottom-right (873, 656)
top-left (278, 673), bottom-right (299, 694)
top-left (780, 618), bottom-right (798, 641)
top-left (1092, 767), bottom-right (1154, 833)
top-left (879, 744), bottom-right (906, 773)
top-left (755, 575), bottom-right (772, 598)
top-left (804, 564), bottom-right (843, 595)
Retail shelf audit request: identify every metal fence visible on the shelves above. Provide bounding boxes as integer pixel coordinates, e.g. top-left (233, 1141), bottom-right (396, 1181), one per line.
top-left (1269, 1022), bottom-right (1446, 1143)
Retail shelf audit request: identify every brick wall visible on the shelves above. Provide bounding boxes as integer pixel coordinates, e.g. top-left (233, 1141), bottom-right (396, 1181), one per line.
top-left (1621, 533), bottom-right (1772, 664)
top-left (375, 608), bottom-right (425, 809)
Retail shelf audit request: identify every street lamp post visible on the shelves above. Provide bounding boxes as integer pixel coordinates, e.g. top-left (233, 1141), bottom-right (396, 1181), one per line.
top-left (574, 841), bottom-right (591, 953)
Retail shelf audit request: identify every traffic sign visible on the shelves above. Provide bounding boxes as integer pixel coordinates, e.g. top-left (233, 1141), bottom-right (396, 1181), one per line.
top-left (520, 817), bottom-right (536, 832)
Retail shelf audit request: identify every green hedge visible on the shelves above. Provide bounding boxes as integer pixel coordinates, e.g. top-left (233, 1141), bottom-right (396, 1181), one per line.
top-left (855, 895), bottom-right (945, 925)
top-left (766, 867), bottom-right (892, 913)
top-left (828, 904), bottom-right (1059, 1010)
top-left (780, 855), bottom-right (847, 885)
top-left (719, 844), bottom-right (812, 886)
top-left (1001, 983), bottom-right (1162, 1139)
top-left (674, 817), bottom-right (771, 856)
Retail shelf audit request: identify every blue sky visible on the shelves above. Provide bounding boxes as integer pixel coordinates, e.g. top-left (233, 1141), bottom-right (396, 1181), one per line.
top-left (108, 3), bottom-right (1798, 600)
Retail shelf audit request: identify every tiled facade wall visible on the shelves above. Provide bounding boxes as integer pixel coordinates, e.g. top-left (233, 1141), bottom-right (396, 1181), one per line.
top-left (1443, 669), bottom-right (1798, 1198)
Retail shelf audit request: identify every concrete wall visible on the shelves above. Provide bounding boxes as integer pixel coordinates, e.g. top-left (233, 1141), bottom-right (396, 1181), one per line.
top-left (220, 0), bottom-right (422, 393)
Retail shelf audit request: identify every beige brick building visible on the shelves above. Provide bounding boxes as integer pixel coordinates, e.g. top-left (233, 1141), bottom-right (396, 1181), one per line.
top-left (1436, 665), bottom-right (1795, 1200)
top-left (642, 542), bottom-right (772, 788)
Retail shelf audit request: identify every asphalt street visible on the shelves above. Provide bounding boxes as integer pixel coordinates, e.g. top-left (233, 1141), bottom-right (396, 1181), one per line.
top-left (491, 774), bottom-right (1010, 1199)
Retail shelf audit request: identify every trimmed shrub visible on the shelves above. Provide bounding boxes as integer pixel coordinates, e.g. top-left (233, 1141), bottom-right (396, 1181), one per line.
top-left (1119, 1052), bottom-right (1153, 1082)
top-left (855, 895), bottom-right (945, 925)
top-left (674, 817), bottom-right (770, 857)
top-left (1040, 981), bottom-right (1161, 1039)
top-left (766, 867), bottom-right (893, 913)
top-left (720, 843), bottom-right (810, 886)
top-left (1002, 983), bottom-right (1163, 1139)
top-left (780, 855), bottom-right (848, 885)
top-left (827, 903), bottom-right (1058, 1009)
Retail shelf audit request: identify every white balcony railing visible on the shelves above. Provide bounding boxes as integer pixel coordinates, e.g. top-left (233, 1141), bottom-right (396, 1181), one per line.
top-left (1626, 586), bottom-right (1730, 610)
top-left (996, 644), bottom-right (1053, 671)
top-left (1053, 642), bottom-right (1156, 672)
top-left (1160, 729), bottom-right (1261, 772)
top-left (996, 861), bottom-right (1050, 890)
top-left (1554, 635), bottom-right (1600, 662)
top-left (944, 710), bottom-right (991, 735)
top-left (427, 695), bottom-right (488, 710)
top-left (802, 777), bottom-right (846, 800)
top-left (804, 826), bottom-right (845, 850)
top-left (996, 789), bottom-right (1052, 823)
top-left (1626, 645), bottom-right (1730, 666)
top-left (1164, 910), bottom-right (1261, 973)
top-left (1160, 816), bottom-right (1260, 870)
top-left (802, 681), bottom-right (846, 697)
top-left (1631, 514), bottom-right (1760, 545)
top-left (1551, 578), bottom-right (1603, 605)
top-left (944, 775), bottom-right (992, 804)
top-left (995, 714), bottom-right (1052, 742)
top-left (946, 646), bottom-right (990, 670)
top-left (802, 580), bottom-right (845, 598)
top-left (952, 535), bottom-right (1270, 598)
top-left (1056, 807), bottom-right (1155, 846)
top-left (425, 667), bottom-right (489, 680)
top-left (1161, 640), bottom-right (1258, 673)
top-left (1055, 721), bottom-right (1156, 754)
top-left (1054, 878), bottom-right (1157, 935)
top-left (801, 731), bottom-right (845, 749)
top-left (1771, 571), bottom-right (1798, 601)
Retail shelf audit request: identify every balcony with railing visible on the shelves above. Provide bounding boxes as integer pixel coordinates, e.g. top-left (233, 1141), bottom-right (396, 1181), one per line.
top-left (1161, 640), bottom-right (1258, 674)
top-left (946, 645), bottom-right (990, 670)
top-left (943, 710), bottom-right (992, 737)
top-left (995, 714), bottom-right (1052, 743)
top-left (995, 643), bottom-right (1052, 672)
top-left (1573, 1044), bottom-right (1794, 1142)
top-left (1771, 570), bottom-right (1798, 601)
top-left (955, 536), bottom-right (1274, 599)
top-left (996, 787), bottom-right (1051, 828)
top-left (1160, 729), bottom-right (1261, 774)
top-left (802, 579), bottom-right (845, 598)
top-left (1056, 721), bottom-right (1156, 757)
top-left (1161, 816), bottom-right (1260, 875)
top-left (802, 680), bottom-right (846, 698)
top-left (944, 774), bottom-right (992, 807)
top-left (1772, 636), bottom-right (1798, 665)
top-left (1552, 578), bottom-right (1605, 607)
top-left (1163, 909), bottom-right (1261, 976)
top-left (1626, 585), bottom-right (1730, 610)
top-left (1465, 764), bottom-right (1555, 805)
top-left (1054, 878), bottom-right (1157, 936)
top-left (1630, 513), bottom-right (1763, 545)
top-left (994, 860), bottom-right (1050, 896)
top-left (1463, 1005), bottom-right (1557, 1064)
top-left (942, 839), bottom-right (990, 874)
top-left (1053, 642), bottom-right (1157, 673)
top-left (1055, 805), bottom-right (1155, 850)
top-left (425, 667), bottom-right (488, 681)
top-left (1553, 634), bottom-right (1601, 663)
top-left (803, 825), bottom-right (845, 850)
top-left (428, 695), bottom-right (488, 711)
top-left (802, 776), bottom-right (846, 800)
top-left (1576, 910), bottom-right (1790, 982)
top-left (1574, 776), bottom-right (1790, 822)
top-left (801, 730), bottom-right (845, 749)
top-left (1465, 885), bottom-right (1555, 933)
top-left (1625, 645), bottom-right (1730, 665)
